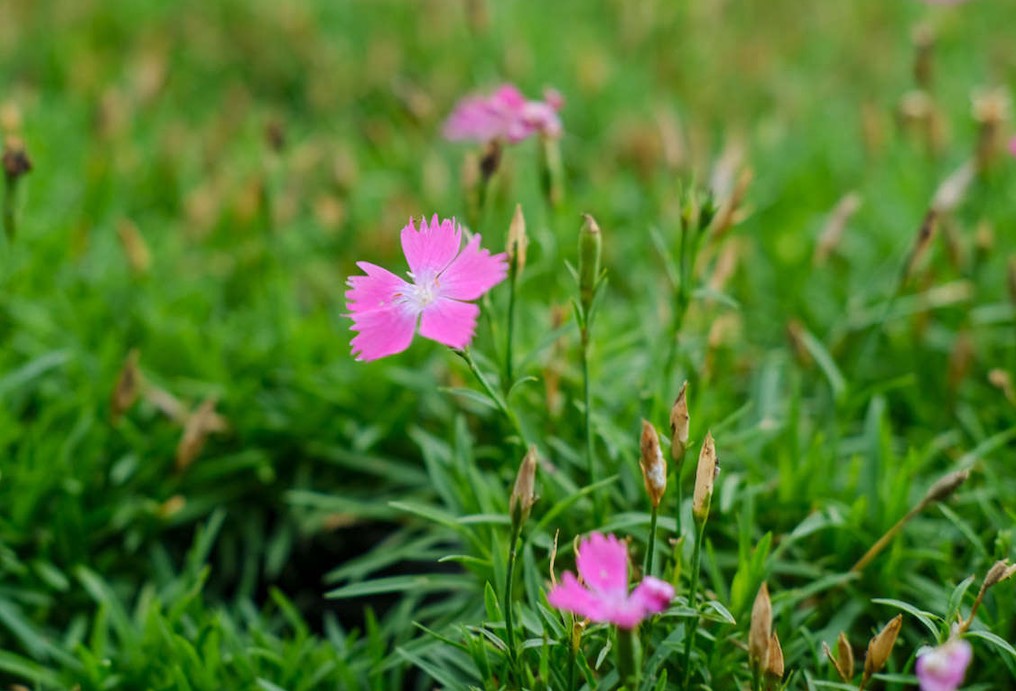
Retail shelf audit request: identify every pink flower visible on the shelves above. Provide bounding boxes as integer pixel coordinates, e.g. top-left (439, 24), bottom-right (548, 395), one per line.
top-left (1009, 135), bottom-right (1016, 158)
top-left (443, 84), bottom-right (563, 144)
top-left (345, 215), bottom-right (508, 361)
top-left (547, 533), bottom-right (674, 629)
top-left (916, 638), bottom-right (973, 691)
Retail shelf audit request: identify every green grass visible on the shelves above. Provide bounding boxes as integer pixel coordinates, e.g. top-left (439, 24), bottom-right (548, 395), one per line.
top-left (0, 0), bottom-right (1014, 688)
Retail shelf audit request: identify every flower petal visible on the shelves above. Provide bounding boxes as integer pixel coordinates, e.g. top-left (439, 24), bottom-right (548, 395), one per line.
top-left (401, 216), bottom-right (462, 282)
top-left (630, 577), bottom-right (675, 615)
top-left (547, 572), bottom-right (608, 622)
top-left (575, 533), bottom-right (629, 598)
top-left (419, 297), bottom-right (479, 350)
top-left (346, 262), bottom-right (417, 361)
top-left (437, 234), bottom-right (508, 301)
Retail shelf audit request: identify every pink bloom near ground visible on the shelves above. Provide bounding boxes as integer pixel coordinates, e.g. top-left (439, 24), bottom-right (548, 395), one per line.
top-left (916, 638), bottom-right (973, 691)
top-left (443, 84), bottom-right (563, 144)
top-left (345, 215), bottom-right (508, 361)
top-left (547, 533), bottom-right (674, 629)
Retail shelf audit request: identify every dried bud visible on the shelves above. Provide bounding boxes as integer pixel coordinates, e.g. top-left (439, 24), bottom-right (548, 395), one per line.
top-left (837, 631), bottom-right (855, 682)
top-left (912, 24), bottom-right (934, 91)
top-left (764, 632), bottom-right (784, 681)
top-left (578, 213), bottom-right (602, 313)
top-left (972, 87), bottom-right (1011, 172)
top-left (506, 203), bottom-right (527, 274)
top-left (932, 161), bottom-right (974, 215)
top-left (814, 192), bottom-right (862, 265)
top-left (479, 139), bottom-right (502, 182)
top-left (982, 559), bottom-right (1015, 591)
top-left (669, 381), bottom-right (689, 463)
top-left (921, 468), bottom-right (970, 507)
top-left (264, 118), bottom-right (286, 153)
top-left (176, 398), bottom-right (228, 472)
top-left (110, 349), bottom-right (142, 423)
top-left (749, 582), bottom-right (773, 668)
top-left (692, 431), bottom-right (718, 523)
top-left (639, 420), bottom-right (667, 508)
top-left (116, 219), bottom-right (152, 275)
top-left (2, 138), bottom-right (31, 182)
top-left (988, 368), bottom-right (1016, 404)
top-left (509, 445), bottom-right (538, 530)
top-left (862, 614), bottom-right (903, 685)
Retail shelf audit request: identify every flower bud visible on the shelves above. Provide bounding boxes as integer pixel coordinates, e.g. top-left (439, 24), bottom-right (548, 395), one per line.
top-left (110, 349), bottom-right (142, 423)
top-left (578, 214), bottom-right (602, 314)
top-left (837, 631), bottom-right (855, 682)
top-left (862, 614), bottom-right (903, 686)
top-left (669, 381), bottom-right (689, 463)
top-left (749, 582), bottom-right (772, 668)
top-left (506, 203), bottom-right (527, 275)
top-left (509, 445), bottom-right (538, 531)
top-left (639, 420), bottom-right (667, 508)
top-left (764, 632), bottom-right (784, 682)
top-left (982, 559), bottom-right (1015, 591)
top-left (921, 468), bottom-right (970, 507)
top-left (692, 431), bottom-right (718, 524)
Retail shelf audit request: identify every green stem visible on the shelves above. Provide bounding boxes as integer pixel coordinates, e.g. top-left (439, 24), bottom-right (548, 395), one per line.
top-left (616, 626), bottom-right (638, 690)
top-left (504, 263), bottom-right (518, 391)
top-left (644, 505), bottom-right (659, 577)
top-left (504, 525), bottom-right (521, 670)
top-left (580, 325), bottom-right (599, 519)
top-left (674, 478), bottom-right (684, 541)
top-left (456, 347), bottom-right (526, 446)
top-left (567, 614), bottom-right (578, 691)
top-left (680, 517), bottom-right (708, 687)
top-left (3, 178), bottom-right (18, 241)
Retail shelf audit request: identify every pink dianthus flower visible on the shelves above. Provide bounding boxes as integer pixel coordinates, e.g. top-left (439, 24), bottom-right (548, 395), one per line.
top-left (346, 215), bottom-right (507, 361)
top-left (916, 638), bottom-right (973, 691)
top-left (547, 533), bottom-right (674, 629)
top-left (444, 84), bottom-right (563, 144)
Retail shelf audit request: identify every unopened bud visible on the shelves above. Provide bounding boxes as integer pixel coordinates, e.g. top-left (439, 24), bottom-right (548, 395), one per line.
top-left (507, 203), bottom-right (527, 275)
top-left (2, 138), bottom-right (31, 182)
top-left (764, 632), bottom-right (784, 682)
top-left (578, 214), bottom-right (602, 313)
top-left (509, 446), bottom-right (538, 530)
top-left (669, 382), bottom-right (689, 463)
top-left (110, 349), bottom-right (142, 423)
top-left (921, 468), bottom-right (970, 507)
top-left (639, 420), bottom-right (667, 508)
top-left (931, 162), bottom-right (974, 215)
top-left (982, 559), bottom-right (1015, 591)
top-left (837, 631), bottom-right (855, 682)
top-left (749, 582), bottom-right (772, 668)
top-left (479, 139), bottom-right (502, 182)
top-left (692, 431), bottom-right (718, 523)
top-left (905, 210), bottom-right (938, 282)
top-left (116, 219), bottom-right (152, 275)
top-left (862, 614), bottom-right (903, 685)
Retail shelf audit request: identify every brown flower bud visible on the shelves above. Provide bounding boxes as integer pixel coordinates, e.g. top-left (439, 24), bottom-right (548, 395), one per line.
top-left (837, 631), bottom-right (855, 681)
top-left (110, 349), bottom-right (142, 423)
top-left (982, 559), bottom-right (1015, 590)
top-left (506, 203), bottom-right (527, 274)
top-left (639, 420), bottom-right (667, 508)
top-left (176, 398), bottom-right (228, 472)
top-left (764, 631), bottom-right (784, 681)
top-left (862, 614), bottom-right (903, 686)
top-left (509, 445), bottom-right (538, 530)
top-left (749, 582), bottom-right (772, 668)
top-left (921, 468), bottom-right (970, 507)
top-left (2, 137), bottom-right (31, 182)
top-left (692, 431), bottom-right (718, 523)
top-left (669, 381), bottom-right (689, 463)
top-left (116, 219), bottom-right (152, 275)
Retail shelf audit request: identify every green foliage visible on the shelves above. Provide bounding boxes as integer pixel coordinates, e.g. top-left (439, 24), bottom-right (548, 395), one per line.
top-left (0, 0), bottom-right (1014, 688)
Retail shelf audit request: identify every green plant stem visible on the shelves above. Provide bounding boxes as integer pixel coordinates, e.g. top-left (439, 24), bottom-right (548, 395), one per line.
top-left (645, 505), bottom-right (659, 577)
top-left (504, 524), bottom-right (521, 671)
top-left (751, 664), bottom-right (762, 691)
top-left (3, 179), bottom-right (18, 241)
top-left (680, 516), bottom-right (708, 687)
top-left (456, 347), bottom-right (526, 447)
top-left (567, 615), bottom-right (578, 691)
top-left (616, 626), bottom-right (637, 690)
top-left (580, 325), bottom-right (599, 519)
top-left (504, 262), bottom-right (518, 391)
top-left (674, 480), bottom-right (684, 540)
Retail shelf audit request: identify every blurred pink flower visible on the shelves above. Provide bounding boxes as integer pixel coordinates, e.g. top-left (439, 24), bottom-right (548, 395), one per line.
top-left (443, 84), bottom-right (563, 144)
top-left (916, 638), bottom-right (973, 691)
top-left (346, 215), bottom-right (507, 361)
top-left (547, 533), bottom-right (674, 629)
top-left (1009, 135), bottom-right (1016, 157)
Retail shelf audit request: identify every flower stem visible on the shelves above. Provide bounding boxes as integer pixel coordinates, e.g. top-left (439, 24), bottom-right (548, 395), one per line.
top-left (680, 516), bottom-right (708, 687)
top-left (504, 523), bottom-right (521, 671)
top-left (616, 626), bottom-right (638, 690)
top-left (567, 620), bottom-right (577, 691)
top-left (674, 479), bottom-right (684, 541)
top-left (580, 326), bottom-right (600, 520)
top-left (456, 347), bottom-right (526, 447)
top-left (644, 505), bottom-right (659, 577)
top-left (504, 262), bottom-right (518, 391)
